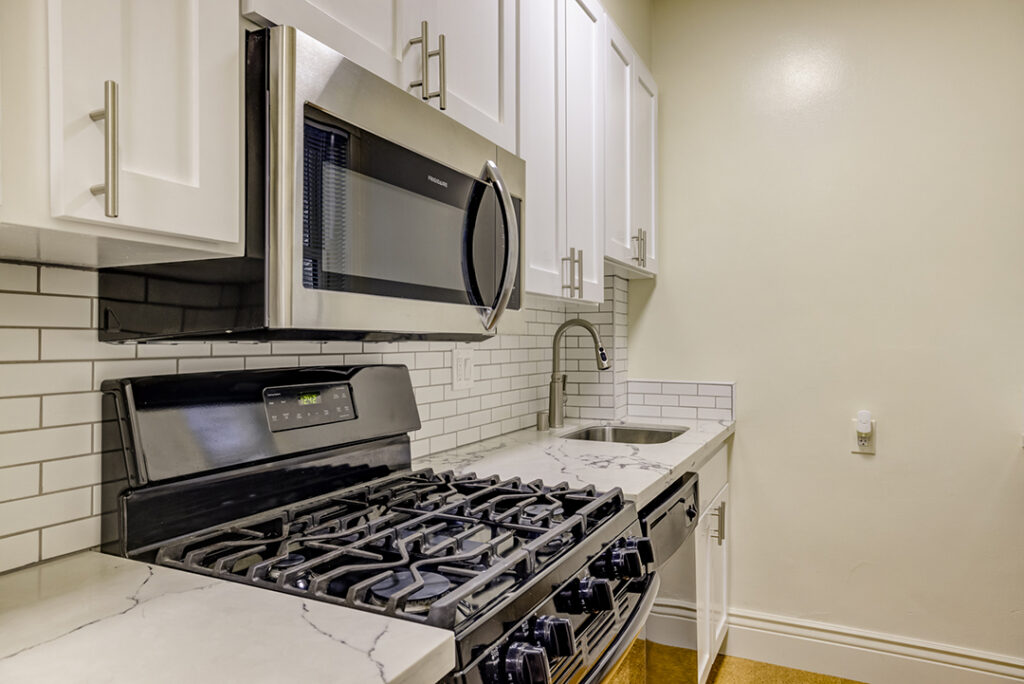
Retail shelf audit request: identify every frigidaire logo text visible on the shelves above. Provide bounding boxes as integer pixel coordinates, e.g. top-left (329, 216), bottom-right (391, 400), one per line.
top-left (427, 175), bottom-right (449, 188)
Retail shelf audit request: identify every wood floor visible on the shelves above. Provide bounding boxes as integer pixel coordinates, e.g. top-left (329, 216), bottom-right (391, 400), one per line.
top-left (606, 640), bottom-right (867, 684)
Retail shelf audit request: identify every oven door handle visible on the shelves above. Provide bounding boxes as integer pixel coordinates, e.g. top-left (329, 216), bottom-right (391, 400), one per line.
top-left (584, 573), bottom-right (661, 684)
top-left (480, 160), bottom-right (518, 331)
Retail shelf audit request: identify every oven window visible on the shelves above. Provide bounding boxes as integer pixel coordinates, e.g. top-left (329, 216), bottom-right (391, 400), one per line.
top-left (302, 110), bottom-right (518, 309)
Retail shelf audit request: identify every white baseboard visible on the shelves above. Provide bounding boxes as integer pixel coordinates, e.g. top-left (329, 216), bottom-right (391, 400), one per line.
top-left (646, 599), bottom-right (1024, 684)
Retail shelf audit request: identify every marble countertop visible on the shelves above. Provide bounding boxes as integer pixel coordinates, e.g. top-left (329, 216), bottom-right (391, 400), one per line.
top-left (415, 417), bottom-right (735, 510)
top-left (0, 552), bottom-right (454, 684)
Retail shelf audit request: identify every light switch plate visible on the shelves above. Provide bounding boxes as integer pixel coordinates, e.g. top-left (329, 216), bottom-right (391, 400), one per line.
top-left (452, 347), bottom-right (474, 391)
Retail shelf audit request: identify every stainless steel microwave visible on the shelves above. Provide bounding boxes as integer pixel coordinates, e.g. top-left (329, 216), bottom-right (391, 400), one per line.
top-left (99, 26), bottom-right (524, 342)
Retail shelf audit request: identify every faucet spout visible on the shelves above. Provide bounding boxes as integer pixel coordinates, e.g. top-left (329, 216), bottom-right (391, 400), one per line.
top-left (547, 318), bottom-right (611, 428)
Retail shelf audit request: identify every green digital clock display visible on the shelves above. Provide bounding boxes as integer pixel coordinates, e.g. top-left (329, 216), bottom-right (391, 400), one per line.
top-left (298, 392), bottom-right (321, 406)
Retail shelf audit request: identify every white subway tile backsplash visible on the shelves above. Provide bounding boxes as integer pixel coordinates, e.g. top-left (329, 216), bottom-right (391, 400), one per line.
top-left (0, 293), bottom-right (91, 328)
top-left (0, 463), bottom-right (40, 502)
top-left (0, 263), bottom-right (653, 573)
top-left (41, 515), bottom-right (102, 560)
top-left (92, 359), bottom-right (178, 389)
top-left (0, 425), bottom-right (93, 468)
top-left (39, 267), bottom-right (98, 297)
top-left (42, 392), bottom-right (102, 427)
top-left (41, 329), bottom-right (135, 360)
top-left (0, 397), bottom-right (40, 432)
top-left (136, 342), bottom-right (212, 358)
top-left (0, 263), bottom-right (38, 292)
top-left (0, 362), bottom-right (93, 397)
top-left (698, 383), bottom-right (733, 396)
top-left (0, 329), bottom-right (39, 361)
top-left (0, 531), bottom-right (40, 572)
top-left (178, 357), bottom-right (245, 373)
top-left (0, 487), bottom-right (92, 537)
top-left (42, 454), bottom-right (102, 492)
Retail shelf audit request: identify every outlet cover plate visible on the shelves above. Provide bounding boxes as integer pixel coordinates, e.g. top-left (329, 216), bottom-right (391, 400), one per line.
top-left (452, 347), bottom-right (474, 391)
top-left (851, 418), bottom-right (876, 454)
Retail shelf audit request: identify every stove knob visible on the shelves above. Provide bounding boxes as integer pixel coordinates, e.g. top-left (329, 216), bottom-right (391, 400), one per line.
top-left (625, 536), bottom-right (655, 565)
top-left (578, 577), bottom-right (615, 612)
top-left (593, 547), bottom-right (644, 579)
top-left (505, 642), bottom-right (551, 684)
top-left (533, 616), bottom-right (576, 658)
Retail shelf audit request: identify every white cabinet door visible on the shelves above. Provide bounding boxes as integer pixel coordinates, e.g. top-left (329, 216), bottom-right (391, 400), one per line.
top-left (430, 0), bottom-right (517, 151)
top-left (563, 0), bottom-right (604, 303)
top-left (244, 0), bottom-right (516, 151)
top-left (49, 0), bottom-right (239, 243)
top-left (696, 484), bottom-right (729, 684)
top-left (242, 0), bottom-right (402, 84)
top-left (603, 19), bottom-right (634, 266)
top-left (632, 56), bottom-right (658, 274)
top-left (520, 0), bottom-right (566, 299)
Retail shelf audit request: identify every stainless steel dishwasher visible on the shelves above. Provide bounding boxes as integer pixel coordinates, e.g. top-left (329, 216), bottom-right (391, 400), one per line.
top-left (639, 471), bottom-right (700, 681)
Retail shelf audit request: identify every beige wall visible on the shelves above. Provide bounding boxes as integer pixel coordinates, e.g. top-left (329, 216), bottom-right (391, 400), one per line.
top-left (602, 0), bottom-right (652, 64)
top-left (632, 0), bottom-right (1024, 658)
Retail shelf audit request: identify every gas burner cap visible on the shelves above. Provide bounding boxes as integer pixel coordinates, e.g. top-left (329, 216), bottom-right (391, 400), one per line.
top-left (370, 570), bottom-right (451, 605)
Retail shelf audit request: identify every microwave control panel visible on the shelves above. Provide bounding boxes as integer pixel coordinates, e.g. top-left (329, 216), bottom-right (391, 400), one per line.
top-left (263, 382), bottom-right (355, 432)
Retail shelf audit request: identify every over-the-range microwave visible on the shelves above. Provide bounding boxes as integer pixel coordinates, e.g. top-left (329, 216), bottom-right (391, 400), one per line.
top-left (98, 26), bottom-right (524, 342)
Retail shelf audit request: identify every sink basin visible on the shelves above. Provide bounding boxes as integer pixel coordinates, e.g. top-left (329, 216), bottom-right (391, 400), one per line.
top-left (563, 425), bottom-right (688, 444)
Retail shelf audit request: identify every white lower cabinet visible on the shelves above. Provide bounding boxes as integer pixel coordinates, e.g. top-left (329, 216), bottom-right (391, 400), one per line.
top-left (696, 483), bottom-right (729, 684)
top-left (521, 0), bottom-right (604, 303)
top-left (647, 442), bottom-right (729, 684)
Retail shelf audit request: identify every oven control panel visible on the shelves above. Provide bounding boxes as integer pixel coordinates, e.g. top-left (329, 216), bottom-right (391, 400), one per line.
top-left (263, 382), bottom-right (355, 432)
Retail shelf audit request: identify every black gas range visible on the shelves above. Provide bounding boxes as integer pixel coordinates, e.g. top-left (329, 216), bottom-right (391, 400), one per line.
top-left (101, 365), bottom-right (658, 684)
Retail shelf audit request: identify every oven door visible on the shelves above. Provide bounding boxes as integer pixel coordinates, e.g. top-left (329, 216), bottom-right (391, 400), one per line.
top-left (266, 26), bottom-right (523, 339)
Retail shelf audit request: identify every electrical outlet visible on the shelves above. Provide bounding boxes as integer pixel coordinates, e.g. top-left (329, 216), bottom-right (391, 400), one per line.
top-left (452, 347), bottom-right (474, 391)
top-left (852, 418), bottom-right (876, 454)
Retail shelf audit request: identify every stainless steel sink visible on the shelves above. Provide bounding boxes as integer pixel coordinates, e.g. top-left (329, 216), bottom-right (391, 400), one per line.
top-left (563, 425), bottom-right (689, 444)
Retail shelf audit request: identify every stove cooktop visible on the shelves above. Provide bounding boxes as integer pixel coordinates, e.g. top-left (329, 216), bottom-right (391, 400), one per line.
top-left (154, 469), bottom-right (625, 631)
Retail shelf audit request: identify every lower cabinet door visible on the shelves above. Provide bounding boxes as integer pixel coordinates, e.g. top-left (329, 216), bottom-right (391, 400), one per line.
top-left (696, 484), bottom-right (729, 684)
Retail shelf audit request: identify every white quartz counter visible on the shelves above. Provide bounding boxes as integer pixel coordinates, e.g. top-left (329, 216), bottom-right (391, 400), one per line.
top-left (0, 552), bottom-right (454, 684)
top-left (414, 417), bottom-right (735, 510)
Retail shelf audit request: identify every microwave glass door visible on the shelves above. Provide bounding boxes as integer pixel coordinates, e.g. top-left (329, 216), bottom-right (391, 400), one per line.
top-left (302, 109), bottom-right (519, 311)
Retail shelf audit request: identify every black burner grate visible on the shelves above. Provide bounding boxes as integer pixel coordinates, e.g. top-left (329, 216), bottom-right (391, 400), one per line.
top-left (155, 469), bottom-right (624, 630)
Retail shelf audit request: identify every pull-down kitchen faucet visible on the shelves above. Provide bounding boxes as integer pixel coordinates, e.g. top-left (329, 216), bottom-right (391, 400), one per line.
top-left (548, 318), bottom-right (612, 428)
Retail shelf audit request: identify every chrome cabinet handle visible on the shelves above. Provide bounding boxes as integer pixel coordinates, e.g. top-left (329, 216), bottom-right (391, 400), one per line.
top-left (711, 501), bottom-right (726, 545)
top-left (408, 21), bottom-right (447, 110)
top-left (409, 21), bottom-right (430, 99)
top-left (632, 231), bottom-right (642, 264)
top-left (481, 160), bottom-right (518, 330)
top-left (563, 247), bottom-right (577, 297)
top-left (432, 34), bottom-right (447, 110)
top-left (576, 249), bottom-right (583, 298)
top-left (642, 229), bottom-right (647, 268)
top-left (89, 80), bottom-right (119, 218)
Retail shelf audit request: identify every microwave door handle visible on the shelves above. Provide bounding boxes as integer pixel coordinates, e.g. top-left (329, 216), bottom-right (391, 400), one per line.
top-left (481, 160), bottom-right (518, 331)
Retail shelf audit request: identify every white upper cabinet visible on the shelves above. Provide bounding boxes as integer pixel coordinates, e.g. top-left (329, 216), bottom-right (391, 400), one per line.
top-left (243, 0), bottom-right (517, 151)
top-left (521, 0), bottom-right (604, 304)
top-left (520, 0), bottom-right (566, 299)
top-left (632, 56), bottom-right (659, 274)
top-left (602, 14), bottom-right (658, 276)
top-left (563, 0), bottom-right (605, 302)
top-left (603, 19), bottom-right (634, 266)
top-left (48, 0), bottom-right (240, 243)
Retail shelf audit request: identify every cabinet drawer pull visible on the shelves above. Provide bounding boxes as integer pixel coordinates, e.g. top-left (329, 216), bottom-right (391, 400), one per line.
top-left (576, 249), bottom-right (583, 298)
top-left (710, 501), bottom-right (726, 545)
top-left (89, 80), bottom-right (119, 218)
top-left (409, 21), bottom-right (447, 110)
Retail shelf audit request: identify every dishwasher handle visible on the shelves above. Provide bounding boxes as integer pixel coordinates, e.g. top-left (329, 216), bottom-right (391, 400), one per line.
top-left (639, 471), bottom-right (698, 566)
